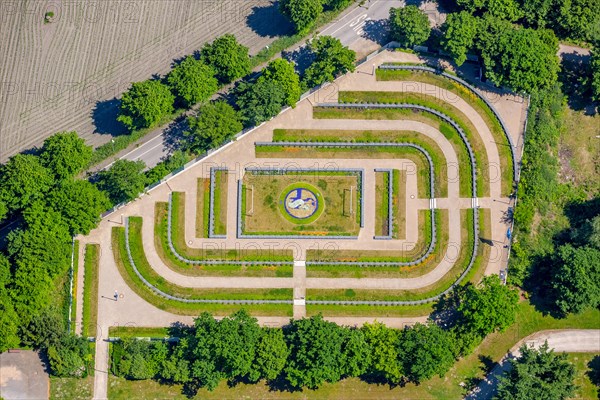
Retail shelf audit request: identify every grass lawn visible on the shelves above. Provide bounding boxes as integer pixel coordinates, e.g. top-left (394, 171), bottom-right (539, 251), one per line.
top-left (154, 202), bottom-right (293, 277)
top-left (82, 243), bottom-right (100, 337)
top-left (558, 108), bottom-right (600, 193)
top-left (393, 169), bottom-right (406, 239)
top-left (306, 209), bottom-right (448, 279)
top-left (566, 353), bottom-right (600, 399)
top-left (270, 127), bottom-right (475, 198)
top-left (242, 171), bottom-right (361, 236)
top-left (111, 222), bottom-right (293, 316)
top-left (50, 375), bottom-right (94, 400)
top-left (70, 240), bottom-right (79, 332)
top-left (375, 171), bottom-right (390, 236)
top-left (106, 304), bottom-right (599, 400)
top-left (337, 91), bottom-right (490, 197)
top-left (108, 326), bottom-right (170, 338)
top-left (211, 169), bottom-right (228, 235)
top-left (196, 178), bottom-right (208, 238)
top-left (164, 192), bottom-right (293, 262)
top-left (375, 67), bottom-right (514, 196)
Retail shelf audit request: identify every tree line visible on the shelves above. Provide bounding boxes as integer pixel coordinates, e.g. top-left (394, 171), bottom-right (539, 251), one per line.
top-left (109, 277), bottom-right (518, 394)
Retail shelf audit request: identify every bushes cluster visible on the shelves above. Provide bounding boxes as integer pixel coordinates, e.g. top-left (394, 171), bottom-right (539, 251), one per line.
top-left (111, 276), bottom-right (518, 393)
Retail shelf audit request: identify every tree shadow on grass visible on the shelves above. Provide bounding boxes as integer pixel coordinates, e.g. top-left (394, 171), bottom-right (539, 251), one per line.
top-left (587, 355), bottom-right (600, 395)
top-left (246, 3), bottom-right (293, 38)
top-left (283, 45), bottom-right (315, 76)
top-left (559, 51), bottom-right (597, 115)
top-left (92, 98), bottom-right (127, 136)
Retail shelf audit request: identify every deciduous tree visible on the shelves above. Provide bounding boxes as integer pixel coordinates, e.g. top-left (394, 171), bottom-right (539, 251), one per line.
top-left (0, 154), bottom-right (54, 212)
top-left (398, 323), bottom-right (456, 383)
top-left (167, 56), bottom-right (218, 107)
top-left (302, 36), bottom-right (356, 88)
top-left (441, 11), bottom-right (480, 66)
top-left (279, 0), bottom-right (323, 34)
top-left (201, 34), bottom-right (251, 84)
top-left (235, 80), bottom-right (287, 126)
top-left (185, 101), bottom-right (243, 152)
top-left (389, 6), bottom-right (431, 47)
top-left (283, 315), bottom-right (346, 389)
top-left (259, 59), bottom-right (301, 107)
top-left (591, 49), bottom-right (600, 102)
top-left (361, 322), bottom-right (401, 382)
top-left (456, 275), bottom-right (519, 337)
top-left (49, 180), bottom-right (111, 235)
top-left (117, 80), bottom-right (174, 131)
top-left (253, 328), bottom-right (289, 381)
top-left (40, 132), bottom-right (92, 180)
top-left (96, 159), bottom-right (147, 204)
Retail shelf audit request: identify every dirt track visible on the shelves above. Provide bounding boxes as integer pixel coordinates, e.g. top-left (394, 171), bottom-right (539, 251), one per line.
top-left (0, 0), bottom-right (291, 161)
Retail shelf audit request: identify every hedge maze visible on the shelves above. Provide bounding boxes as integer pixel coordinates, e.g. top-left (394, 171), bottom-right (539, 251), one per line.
top-left (107, 53), bottom-right (518, 318)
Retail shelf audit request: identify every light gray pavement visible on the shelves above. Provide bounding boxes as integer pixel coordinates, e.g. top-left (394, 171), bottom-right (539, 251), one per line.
top-left (0, 351), bottom-right (48, 400)
top-left (467, 329), bottom-right (600, 400)
top-left (80, 50), bottom-right (526, 399)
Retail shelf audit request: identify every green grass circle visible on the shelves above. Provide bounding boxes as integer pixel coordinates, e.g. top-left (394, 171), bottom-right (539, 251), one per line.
top-left (278, 182), bottom-right (325, 225)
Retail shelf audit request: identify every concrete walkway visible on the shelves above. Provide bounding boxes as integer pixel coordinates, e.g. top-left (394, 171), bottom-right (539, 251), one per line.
top-left (466, 329), bottom-right (600, 399)
top-left (80, 50), bottom-right (526, 400)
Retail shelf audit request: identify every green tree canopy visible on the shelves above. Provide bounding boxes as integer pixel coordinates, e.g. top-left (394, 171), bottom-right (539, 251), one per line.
top-left (322, 0), bottom-right (353, 11)
top-left (117, 80), bottom-right (174, 131)
top-left (40, 131), bottom-right (92, 180)
top-left (398, 323), bottom-right (456, 383)
top-left (340, 328), bottom-right (371, 378)
top-left (441, 11), bottom-right (480, 66)
top-left (96, 159), bottom-right (147, 204)
top-left (551, 244), bottom-right (600, 314)
top-left (456, 275), bottom-right (519, 337)
top-left (201, 34), bottom-right (251, 84)
top-left (555, 0), bottom-right (600, 42)
top-left (259, 58), bottom-right (301, 107)
top-left (486, 0), bottom-right (522, 21)
top-left (477, 22), bottom-right (560, 93)
top-left (0, 254), bottom-right (19, 353)
top-left (185, 101), bottom-right (243, 152)
top-left (49, 180), bottom-right (111, 235)
top-left (495, 342), bottom-right (576, 399)
top-left (303, 35), bottom-right (356, 88)
top-left (0, 200), bottom-right (7, 222)
top-left (235, 79), bottom-right (287, 127)
top-left (167, 56), bottom-right (218, 107)
top-left (253, 327), bottom-right (289, 381)
top-left (0, 154), bottom-right (54, 212)
top-left (591, 49), bottom-right (600, 102)
top-left (47, 334), bottom-right (91, 377)
top-left (283, 315), bottom-right (346, 389)
top-left (389, 5), bottom-right (431, 47)
top-left (361, 322), bottom-right (402, 382)
top-left (279, 0), bottom-right (323, 33)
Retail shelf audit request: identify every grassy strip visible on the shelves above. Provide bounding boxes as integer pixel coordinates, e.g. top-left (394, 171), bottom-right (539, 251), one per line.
top-left (376, 68), bottom-right (514, 196)
top-left (462, 208), bottom-right (491, 284)
top-left (82, 244), bottom-right (100, 337)
top-left (154, 202), bottom-right (293, 277)
top-left (170, 192), bottom-right (292, 261)
top-left (50, 375), bottom-right (94, 400)
top-left (70, 240), bottom-right (80, 332)
top-left (393, 169), bottom-right (405, 239)
top-left (307, 208), bottom-right (479, 302)
top-left (374, 171), bottom-right (389, 236)
top-left (196, 178), bottom-right (208, 238)
top-left (111, 224), bottom-right (293, 316)
top-left (108, 326), bottom-right (170, 338)
top-left (306, 209), bottom-right (437, 264)
top-left (272, 127), bottom-right (473, 197)
top-left (306, 303), bottom-right (434, 318)
top-left (256, 144), bottom-right (440, 199)
top-left (127, 217), bottom-right (291, 300)
top-left (306, 210), bottom-right (452, 279)
top-left (106, 304), bottom-right (600, 399)
top-left (566, 353), bottom-right (600, 399)
top-left (212, 170), bottom-right (228, 235)
top-left (338, 91), bottom-right (489, 197)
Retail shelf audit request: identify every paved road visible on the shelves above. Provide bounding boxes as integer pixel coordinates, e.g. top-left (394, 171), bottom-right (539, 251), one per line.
top-left (112, 0), bottom-right (404, 171)
top-left (466, 329), bottom-right (600, 400)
